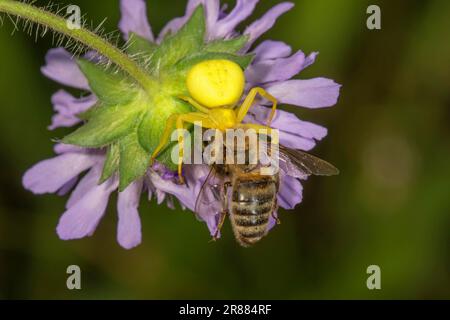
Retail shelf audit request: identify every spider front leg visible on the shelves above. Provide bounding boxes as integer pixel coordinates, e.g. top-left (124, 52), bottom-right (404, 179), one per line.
top-left (152, 112), bottom-right (215, 183)
top-left (150, 114), bottom-right (186, 182)
top-left (178, 95), bottom-right (210, 114)
top-left (236, 123), bottom-right (274, 137)
top-left (235, 87), bottom-right (278, 126)
top-left (151, 114), bottom-right (178, 164)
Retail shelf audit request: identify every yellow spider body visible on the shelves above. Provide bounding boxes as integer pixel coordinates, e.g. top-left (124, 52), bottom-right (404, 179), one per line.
top-left (187, 60), bottom-right (245, 108)
top-left (151, 59), bottom-right (278, 182)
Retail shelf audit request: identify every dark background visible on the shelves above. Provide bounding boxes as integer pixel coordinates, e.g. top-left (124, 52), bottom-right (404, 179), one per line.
top-left (0, 0), bottom-right (449, 299)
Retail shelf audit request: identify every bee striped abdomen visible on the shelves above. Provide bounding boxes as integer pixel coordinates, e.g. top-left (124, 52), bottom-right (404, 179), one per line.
top-left (230, 175), bottom-right (278, 247)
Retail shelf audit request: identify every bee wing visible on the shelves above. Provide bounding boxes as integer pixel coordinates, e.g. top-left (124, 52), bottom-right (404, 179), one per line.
top-left (194, 167), bottom-right (224, 218)
top-left (278, 145), bottom-right (339, 176)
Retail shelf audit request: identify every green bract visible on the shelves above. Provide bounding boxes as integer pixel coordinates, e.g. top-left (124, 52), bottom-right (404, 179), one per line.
top-left (61, 6), bottom-right (254, 191)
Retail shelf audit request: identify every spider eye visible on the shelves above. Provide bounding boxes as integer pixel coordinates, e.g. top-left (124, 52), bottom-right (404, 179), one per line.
top-left (187, 59), bottom-right (245, 108)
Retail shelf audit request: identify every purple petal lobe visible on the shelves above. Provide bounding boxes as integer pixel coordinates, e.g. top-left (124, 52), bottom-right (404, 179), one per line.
top-left (23, 153), bottom-right (99, 195)
top-left (41, 48), bottom-right (89, 90)
top-left (119, 0), bottom-right (154, 41)
top-left (244, 2), bottom-right (294, 48)
top-left (57, 177), bottom-right (78, 196)
top-left (49, 90), bottom-right (97, 130)
top-left (212, 0), bottom-right (259, 39)
top-left (246, 105), bottom-right (327, 150)
top-left (148, 169), bottom-right (197, 211)
top-left (252, 105), bottom-right (328, 141)
top-left (204, 0), bottom-right (220, 36)
top-left (253, 40), bottom-right (292, 62)
top-left (158, 0), bottom-right (220, 42)
top-left (205, 214), bottom-right (220, 237)
top-left (56, 177), bottom-right (118, 240)
top-left (117, 180), bottom-right (143, 249)
top-left (53, 143), bottom-right (85, 155)
top-left (246, 51), bottom-right (317, 84)
top-left (277, 175), bottom-right (303, 209)
top-left (66, 164), bottom-right (102, 209)
top-left (266, 78), bottom-right (341, 108)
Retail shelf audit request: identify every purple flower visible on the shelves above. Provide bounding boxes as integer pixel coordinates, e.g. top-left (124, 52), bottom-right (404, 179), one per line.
top-left (23, 0), bottom-right (340, 248)
top-left (150, 0), bottom-right (341, 233)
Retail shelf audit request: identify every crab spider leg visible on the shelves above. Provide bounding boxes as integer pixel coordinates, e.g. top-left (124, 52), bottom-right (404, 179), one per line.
top-left (151, 112), bottom-right (217, 183)
top-left (174, 113), bottom-right (219, 182)
top-left (151, 114), bottom-right (178, 163)
top-left (236, 123), bottom-right (274, 136)
top-left (235, 87), bottom-right (278, 126)
top-left (179, 95), bottom-right (211, 114)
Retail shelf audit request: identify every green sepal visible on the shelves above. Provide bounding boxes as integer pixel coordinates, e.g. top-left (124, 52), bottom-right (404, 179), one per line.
top-left (77, 59), bottom-right (138, 105)
top-left (118, 130), bottom-right (150, 191)
top-left (174, 52), bottom-right (254, 72)
top-left (148, 5), bottom-right (205, 71)
top-left (76, 103), bottom-right (101, 121)
top-left (62, 105), bottom-right (143, 148)
top-left (126, 33), bottom-right (157, 55)
top-left (126, 33), bottom-right (157, 65)
top-left (205, 35), bottom-right (249, 54)
top-left (100, 143), bottom-right (120, 183)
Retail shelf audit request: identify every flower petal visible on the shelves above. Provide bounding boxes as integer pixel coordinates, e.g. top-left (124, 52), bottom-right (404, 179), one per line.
top-left (187, 165), bottom-right (223, 235)
top-left (65, 161), bottom-right (109, 209)
top-left (205, 214), bottom-right (220, 237)
top-left (251, 105), bottom-right (328, 141)
top-left (119, 0), bottom-right (154, 41)
top-left (278, 131), bottom-right (317, 151)
top-left (252, 40), bottom-right (292, 62)
top-left (41, 48), bottom-right (89, 90)
top-left (48, 90), bottom-right (97, 130)
top-left (56, 176), bottom-right (118, 240)
top-left (277, 175), bottom-right (303, 209)
top-left (244, 2), bottom-right (294, 48)
top-left (148, 170), bottom-right (196, 211)
top-left (158, 0), bottom-right (221, 42)
top-left (245, 109), bottom-right (313, 150)
top-left (246, 51), bottom-right (317, 84)
top-left (204, 0), bottom-right (221, 36)
top-left (245, 105), bottom-right (327, 150)
top-left (117, 179), bottom-right (143, 249)
top-left (266, 78), bottom-right (341, 108)
top-left (53, 143), bottom-right (85, 155)
top-left (57, 177), bottom-right (78, 196)
top-left (22, 153), bottom-right (99, 195)
top-left (212, 0), bottom-right (259, 39)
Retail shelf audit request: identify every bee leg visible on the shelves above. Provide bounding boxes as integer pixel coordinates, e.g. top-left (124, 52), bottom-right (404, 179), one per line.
top-left (212, 211), bottom-right (227, 241)
top-left (212, 182), bottom-right (231, 241)
top-left (272, 199), bottom-right (281, 225)
top-left (272, 211), bottom-right (281, 225)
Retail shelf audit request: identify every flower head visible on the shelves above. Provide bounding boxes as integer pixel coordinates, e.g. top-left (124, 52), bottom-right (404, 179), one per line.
top-left (23, 0), bottom-right (340, 248)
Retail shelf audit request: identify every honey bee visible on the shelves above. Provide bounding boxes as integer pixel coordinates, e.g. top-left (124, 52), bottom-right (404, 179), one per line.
top-left (195, 137), bottom-right (339, 247)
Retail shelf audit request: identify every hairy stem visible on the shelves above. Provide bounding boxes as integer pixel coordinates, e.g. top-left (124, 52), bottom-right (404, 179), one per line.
top-left (0, 0), bottom-right (155, 92)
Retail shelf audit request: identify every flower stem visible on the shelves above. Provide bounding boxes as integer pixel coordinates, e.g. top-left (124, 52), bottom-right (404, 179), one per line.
top-left (0, 0), bottom-right (155, 92)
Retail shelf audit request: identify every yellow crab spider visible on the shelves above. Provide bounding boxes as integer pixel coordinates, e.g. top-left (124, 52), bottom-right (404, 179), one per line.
top-left (151, 59), bottom-right (278, 183)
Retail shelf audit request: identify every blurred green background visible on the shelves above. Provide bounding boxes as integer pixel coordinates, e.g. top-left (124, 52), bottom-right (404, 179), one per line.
top-left (0, 0), bottom-right (449, 299)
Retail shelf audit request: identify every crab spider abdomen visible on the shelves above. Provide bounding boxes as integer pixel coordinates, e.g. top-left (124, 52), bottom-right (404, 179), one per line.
top-left (186, 59), bottom-right (245, 108)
